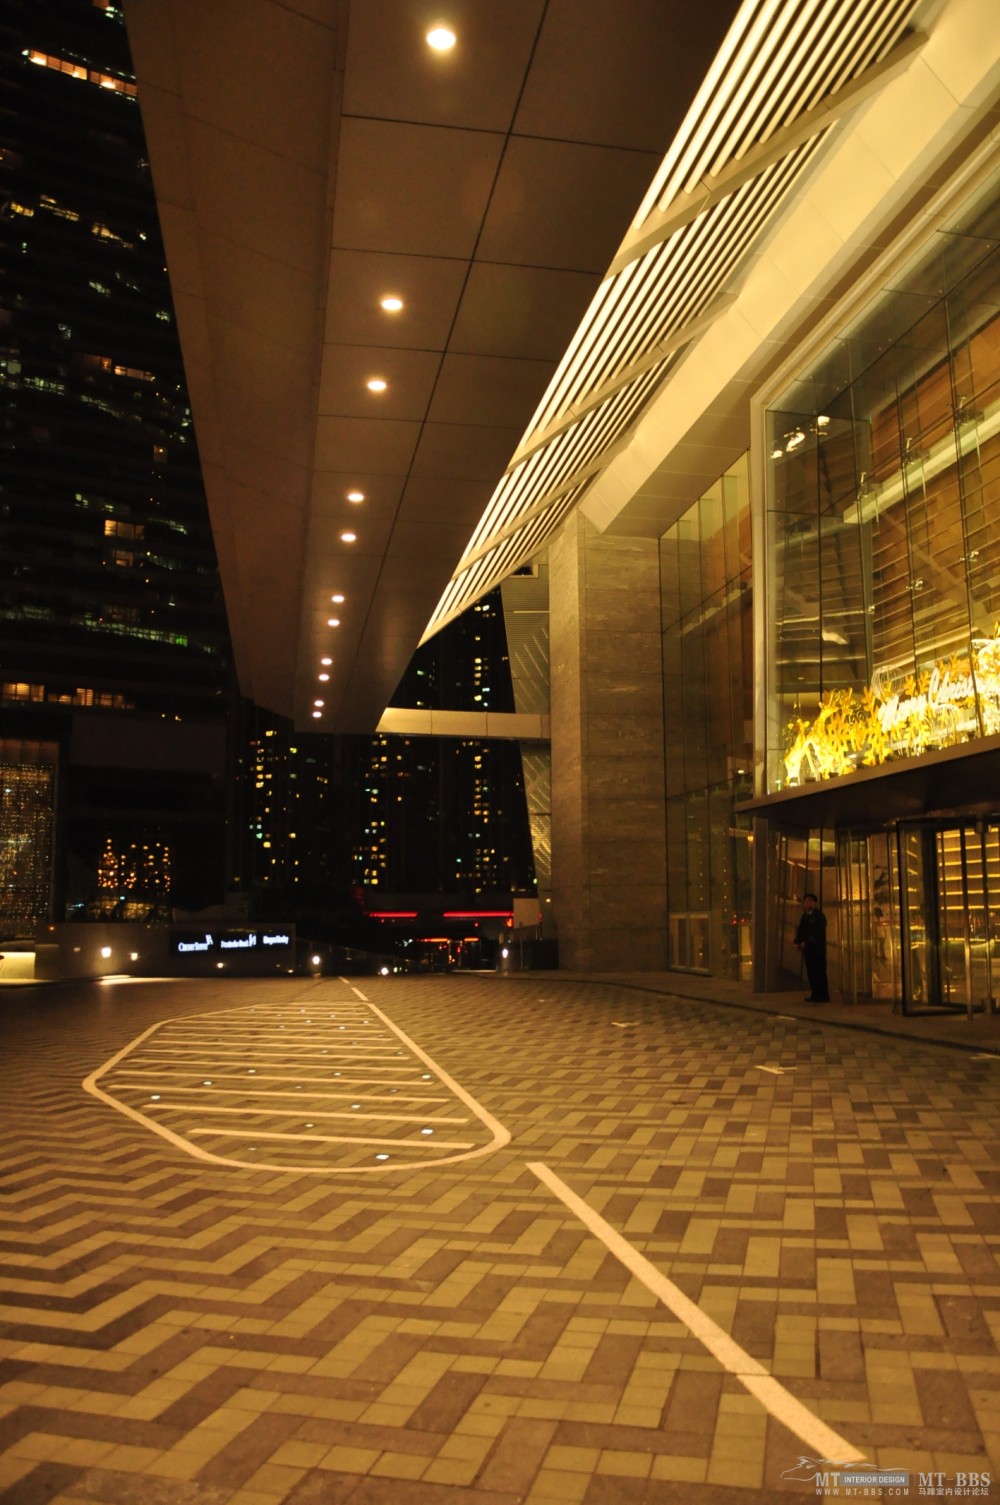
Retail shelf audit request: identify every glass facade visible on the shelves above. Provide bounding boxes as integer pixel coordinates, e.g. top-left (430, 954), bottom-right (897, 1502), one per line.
top-left (661, 455), bottom-right (753, 978)
top-left (766, 177), bottom-right (1000, 793)
top-left (0, 0), bottom-right (237, 916)
top-left (759, 170), bottom-right (1000, 1012)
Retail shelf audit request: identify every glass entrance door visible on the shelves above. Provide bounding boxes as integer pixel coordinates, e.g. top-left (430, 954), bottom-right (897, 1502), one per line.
top-left (837, 829), bottom-right (898, 1003)
top-left (897, 822), bottom-right (999, 1014)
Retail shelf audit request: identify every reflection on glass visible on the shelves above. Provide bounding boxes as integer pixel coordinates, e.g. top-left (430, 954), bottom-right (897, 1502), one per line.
top-left (765, 189), bottom-right (1000, 792)
top-left (662, 454), bottom-right (752, 978)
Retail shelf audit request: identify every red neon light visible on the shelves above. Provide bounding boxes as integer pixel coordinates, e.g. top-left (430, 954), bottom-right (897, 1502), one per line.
top-left (442, 910), bottom-right (512, 919)
top-left (369, 911), bottom-right (418, 919)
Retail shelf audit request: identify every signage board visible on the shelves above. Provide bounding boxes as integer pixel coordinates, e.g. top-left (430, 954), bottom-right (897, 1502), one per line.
top-left (169, 928), bottom-right (293, 956)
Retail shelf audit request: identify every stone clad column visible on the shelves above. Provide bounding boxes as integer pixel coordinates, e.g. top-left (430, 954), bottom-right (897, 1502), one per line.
top-left (548, 512), bottom-right (667, 971)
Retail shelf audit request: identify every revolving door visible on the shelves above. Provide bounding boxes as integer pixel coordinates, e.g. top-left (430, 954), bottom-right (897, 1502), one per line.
top-left (896, 822), bottom-right (1000, 1015)
top-left (835, 821), bottom-right (1000, 1013)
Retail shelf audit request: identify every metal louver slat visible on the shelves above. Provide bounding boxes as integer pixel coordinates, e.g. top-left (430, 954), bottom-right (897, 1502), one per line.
top-left (421, 0), bottom-right (924, 645)
top-left (463, 363), bottom-right (668, 566)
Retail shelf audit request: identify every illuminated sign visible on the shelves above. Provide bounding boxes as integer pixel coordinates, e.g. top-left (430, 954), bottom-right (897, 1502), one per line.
top-left (783, 629), bottom-right (1000, 786)
top-left (175, 933), bottom-right (213, 954)
top-left (169, 928), bottom-right (293, 956)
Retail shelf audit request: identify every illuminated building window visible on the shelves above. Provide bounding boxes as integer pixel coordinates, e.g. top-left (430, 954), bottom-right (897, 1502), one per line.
top-left (39, 194), bottom-right (80, 221)
top-left (103, 519), bottom-right (144, 539)
top-left (97, 837), bottom-right (172, 897)
top-left (91, 222), bottom-right (136, 248)
top-left (0, 750), bottom-right (57, 926)
top-left (24, 49), bottom-right (137, 96)
top-left (3, 682), bottom-right (45, 702)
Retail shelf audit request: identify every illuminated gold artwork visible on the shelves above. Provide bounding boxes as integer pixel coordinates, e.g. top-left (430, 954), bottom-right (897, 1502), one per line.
top-left (784, 628), bottom-right (1000, 786)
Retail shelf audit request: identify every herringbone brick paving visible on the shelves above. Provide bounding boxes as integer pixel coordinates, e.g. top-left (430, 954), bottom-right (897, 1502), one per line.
top-left (2, 973), bottom-right (1000, 1502)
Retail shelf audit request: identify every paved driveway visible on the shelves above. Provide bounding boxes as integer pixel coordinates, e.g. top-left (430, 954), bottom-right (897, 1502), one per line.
top-left (1, 973), bottom-right (998, 1504)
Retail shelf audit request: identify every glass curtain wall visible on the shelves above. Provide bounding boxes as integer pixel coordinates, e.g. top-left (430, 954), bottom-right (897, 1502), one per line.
top-left (765, 185), bottom-right (1000, 792)
top-left (661, 455), bottom-right (753, 977)
top-left (761, 172), bottom-right (1000, 1010)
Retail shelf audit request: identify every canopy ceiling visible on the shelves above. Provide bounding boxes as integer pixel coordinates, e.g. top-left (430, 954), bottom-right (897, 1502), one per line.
top-left (123, 0), bottom-right (738, 730)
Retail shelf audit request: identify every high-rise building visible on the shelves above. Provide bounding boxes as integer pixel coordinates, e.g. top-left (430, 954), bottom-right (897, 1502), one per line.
top-left (231, 705), bottom-right (345, 914)
top-left (0, 0), bottom-right (234, 925)
top-left (350, 592), bottom-right (536, 896)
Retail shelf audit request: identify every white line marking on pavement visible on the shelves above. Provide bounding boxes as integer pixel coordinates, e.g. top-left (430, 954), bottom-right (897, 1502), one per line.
top-left (83, 989), bottom-right (510, 1173)
top-left (189, 1128), bottom-right (475, 1149)
top-left (755, 1064), bottom-right (794, 1075)
top-left (349, 986), bottom-right (512, 1152)
top-left (114, 1081), bottom-right (449, 1103)
top-left (527, 1161), bottom-right (866, 1465)
top-left (145, 1102), bottom-right (468, 1122)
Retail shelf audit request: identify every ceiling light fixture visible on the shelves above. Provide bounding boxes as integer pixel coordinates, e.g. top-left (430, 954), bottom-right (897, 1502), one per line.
top-left (366, 377), bottom-right (387, 393)
top-left (426, 24), bottom-right (456, 51)
top-left (311, 710), bottom-right (321, 719)
top-left (340, 531), bottom-right (356, 543)
top-left (314, 699), bottom-right (324, 707)
top-left (327, 617), bottom-right (340, 627)
top-left (380, 295), bottom-right (404, 312)
top-left (321, 657), bottom-right (332, 666)
top-left (318, 673), bottom-right (329, 682)
top-left (346, 489), bottom-right (365, 503)
top-left (331, 593), bottom-right (345, 603)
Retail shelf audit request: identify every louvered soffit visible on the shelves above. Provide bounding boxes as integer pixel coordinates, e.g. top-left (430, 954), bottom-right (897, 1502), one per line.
top-left (420, 0), bottom-right (926, 645)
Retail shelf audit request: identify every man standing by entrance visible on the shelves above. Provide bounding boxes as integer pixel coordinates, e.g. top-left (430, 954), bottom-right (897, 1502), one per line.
top-left (795, 892), bottom-right (829, 1002)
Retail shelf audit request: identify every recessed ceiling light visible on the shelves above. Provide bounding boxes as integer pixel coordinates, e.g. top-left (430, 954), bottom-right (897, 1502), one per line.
top-left (380, 295), bottom-right (404, 312)
top-left (366, 377), bottom-right (387, 393)
top-left (318, 673), bottom-right (330, 682)
top-left (321, 657), bottom-right (332, 666)
top-left (340, 531), bottom-right (357, 543)
top-left (311, 710), bottom-right (321, 719)
top-left (327, 617), bottom-right (340, 627)
top-left (426, 25), bottom-right (456, 51)
top-left (346, 489), bottom-right (365, 502)
top-left (331, 593), bottom-right (345, 603)
top-left (314, 699), bottom-right (324, 707)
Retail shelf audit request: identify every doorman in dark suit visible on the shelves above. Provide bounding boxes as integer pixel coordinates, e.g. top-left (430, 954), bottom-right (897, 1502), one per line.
top-left (795, 892), bottom-right (829, 1002)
